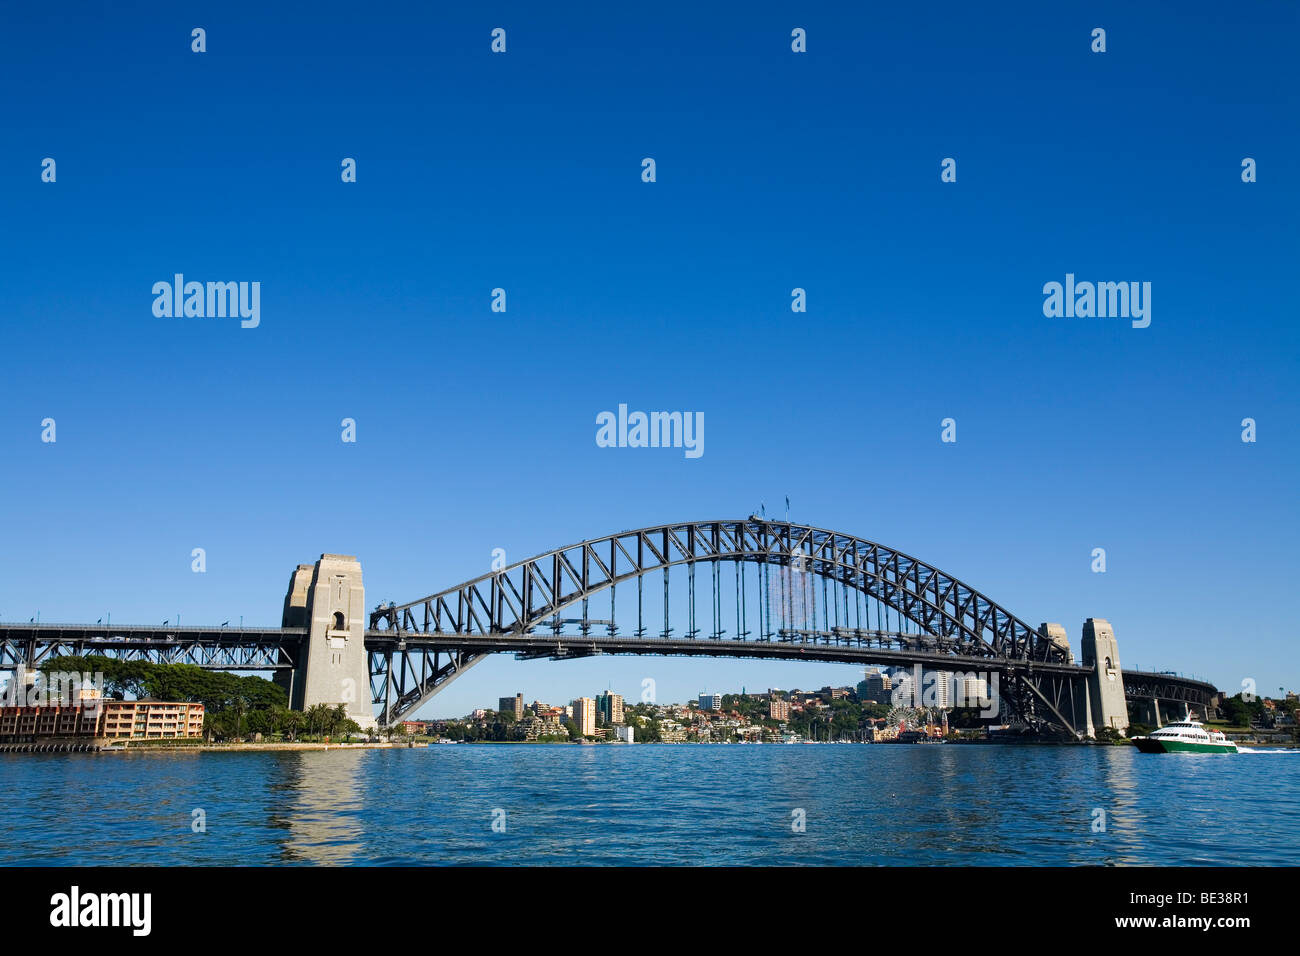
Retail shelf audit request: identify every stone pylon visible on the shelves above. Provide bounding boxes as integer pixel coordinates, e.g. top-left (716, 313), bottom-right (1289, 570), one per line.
top-left (1081, 617), bottom-right (1128, 736)
top-left (279, 554), bottom-right (376, 731)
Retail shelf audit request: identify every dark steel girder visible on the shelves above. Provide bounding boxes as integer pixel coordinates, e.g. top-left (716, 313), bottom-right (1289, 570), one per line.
top-left (367, 520), bottom-right (1085, 729)
top-left (1122, 670), bottom-right (1218, 708)
top-left (370, 519), bottom-right (1060, 664)
top-left (0, 626), bottom-right (304, 672)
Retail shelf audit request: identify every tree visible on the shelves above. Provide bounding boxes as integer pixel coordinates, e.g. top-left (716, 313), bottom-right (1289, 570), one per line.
top-left (277, 710), bottom-right (304, 742)
top-left (245, 708), bottom-right (273, 738)
top-left (329, 704), bottom-right (349, 737)
top-left (1219, 694), bottom-right (1262, 729)
top-left (305, 703), bottom-right (333, 740)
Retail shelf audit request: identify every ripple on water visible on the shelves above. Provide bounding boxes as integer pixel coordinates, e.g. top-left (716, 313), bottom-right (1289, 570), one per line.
top-left (1, 745), bottom-right (1296, 865)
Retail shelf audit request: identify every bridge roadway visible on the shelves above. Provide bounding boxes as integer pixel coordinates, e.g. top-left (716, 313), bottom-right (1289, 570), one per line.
top-left (0, 622), bottom-right (1217, 708)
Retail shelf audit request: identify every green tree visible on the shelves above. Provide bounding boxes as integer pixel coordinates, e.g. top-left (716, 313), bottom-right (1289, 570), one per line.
top-left (245, 708), bottom-right (273, 738)
top-left (277, 710), bottom-right (305, 742)
top-left (1219, 694), bottom-right (1263, 729)
top-left (305, 703), bottom-right (333, 740)
top-left (329, 704), bottom-right (349, 737)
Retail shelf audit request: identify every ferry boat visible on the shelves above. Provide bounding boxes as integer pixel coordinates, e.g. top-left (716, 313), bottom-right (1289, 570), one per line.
top-left (1132, 717), bottom-right (1237, 754)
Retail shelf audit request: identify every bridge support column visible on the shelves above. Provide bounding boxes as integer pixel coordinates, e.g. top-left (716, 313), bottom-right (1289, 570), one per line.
top-left (1070, 677), bottom-right (1095, 738)
top-left (1039, 621), bottom-right (1091, 738)
top-left (280, 554), bottom-right (376, 731)
top-left (1080, 618), bottom-right (1128, 736)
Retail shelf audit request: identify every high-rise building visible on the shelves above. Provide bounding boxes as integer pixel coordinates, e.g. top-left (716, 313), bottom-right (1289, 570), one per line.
top-left (698, 692), bottom-right (722, 711)
top-left (888, 668), bottom-right (956, 708)
top-left (858, 670), bottom-right (893, 705)
top-left (931, 672), bottom-right (953, 708)
top-left (956, 675), bottom-right (989, 707)
top-left (596, 692), bottom-right (624, 725)
top-left (572, 697), bottom-right (596, 736)
top-left (498, 693), bottom-right (524, 719)
top-left (769, 697), bottom-right (790, 721)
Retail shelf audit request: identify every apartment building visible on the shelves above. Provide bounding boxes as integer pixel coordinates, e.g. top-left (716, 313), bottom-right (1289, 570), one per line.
top-left (572, 697), bottom-right (596, 736)
top-left (100, 701), bottom-right (205, 739)
top-left (0, 700), bottom-right (204, 741)
top-left (596, 691), bottom-right (624, 725)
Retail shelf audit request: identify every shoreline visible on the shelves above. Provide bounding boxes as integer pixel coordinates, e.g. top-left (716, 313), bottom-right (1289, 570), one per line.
top-left (3, 737), bottom-right (1295, 754)
top-left (0, 740), bottom-right (430, 754)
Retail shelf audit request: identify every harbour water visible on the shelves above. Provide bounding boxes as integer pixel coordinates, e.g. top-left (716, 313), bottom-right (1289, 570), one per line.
top-left (4, 744), bottom-right (1296, 866)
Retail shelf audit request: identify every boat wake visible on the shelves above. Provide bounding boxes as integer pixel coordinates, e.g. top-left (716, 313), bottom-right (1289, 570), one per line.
top-left (1235, 747), bottom-right (1300, 754)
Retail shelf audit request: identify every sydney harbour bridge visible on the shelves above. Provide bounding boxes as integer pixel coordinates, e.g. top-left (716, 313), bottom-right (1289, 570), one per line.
top-left (0, 518), bottom-right (1216, 738)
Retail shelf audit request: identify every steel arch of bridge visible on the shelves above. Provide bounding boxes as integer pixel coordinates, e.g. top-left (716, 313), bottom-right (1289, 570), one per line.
top-left (369, 519), bottom-right (1074, 727)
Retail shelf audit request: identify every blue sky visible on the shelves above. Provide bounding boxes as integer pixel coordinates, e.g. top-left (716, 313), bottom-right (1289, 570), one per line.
top-left (1, 2), bottom-right (1297, 717)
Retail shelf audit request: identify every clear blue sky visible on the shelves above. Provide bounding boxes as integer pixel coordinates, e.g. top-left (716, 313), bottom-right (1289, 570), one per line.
top-left (1, 2), bottom-right (1297, 717)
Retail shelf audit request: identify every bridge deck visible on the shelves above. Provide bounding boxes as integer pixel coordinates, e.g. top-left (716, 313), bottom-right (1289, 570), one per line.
top-left (0, 623), bottom-right (1216, 701)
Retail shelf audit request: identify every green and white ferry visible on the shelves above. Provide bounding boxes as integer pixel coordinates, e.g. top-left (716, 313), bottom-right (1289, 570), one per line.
top-left (1132, 717), bottom-right (1237, 754)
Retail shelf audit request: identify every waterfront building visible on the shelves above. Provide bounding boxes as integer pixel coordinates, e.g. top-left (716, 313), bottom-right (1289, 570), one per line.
top-left (698, 692), bottom-right (722, 711)
top-left (100, 701), bottom-right (205, 739)
top-left (596, 691), bottom-right (624, 725)
top-left (614, 726), bottom-right (634, 743)
top-left (930, 673), bottom-right (953, 708)
top-left (540, 715), bottom-right (567, 737)
top-left (0, 705), bottom-right (103, 739)
top-left (513, 715), bottom-right (541, 741)
top-left (0, 700), bottom-right (204, 741)
top-left (769, 698), bottom-right (790, 721)
top-left (858, 670), bottom-right (893, 704)
top-left (659, 722), bottom-right (688, 743)
top-left (572, 697), bottom-right (596, 736)
top-left (498, 693), bottom-right (524, 719)
top-left (956, 675), bottom-right (989, 707)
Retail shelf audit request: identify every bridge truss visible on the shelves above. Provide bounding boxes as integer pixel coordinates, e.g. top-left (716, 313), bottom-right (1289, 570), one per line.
top-left (0, 625), bottom-right (301, 673)
top-left (368, 519), bottom-right (1085, 731)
